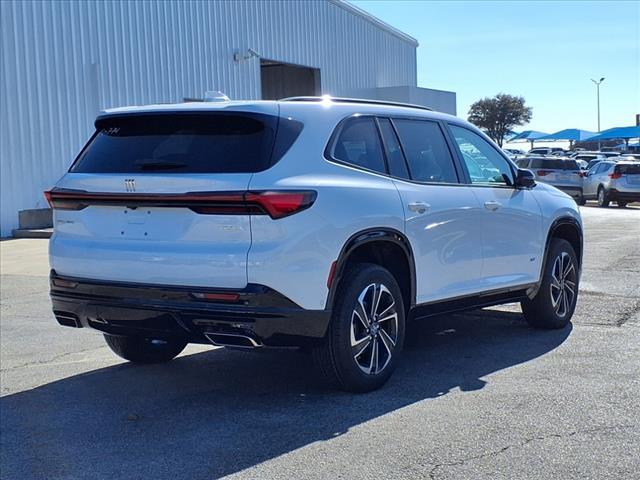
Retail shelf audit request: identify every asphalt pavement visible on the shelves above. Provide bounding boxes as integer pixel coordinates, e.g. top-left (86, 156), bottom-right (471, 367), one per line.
top-left (1, 204), bottom-right (639, 479)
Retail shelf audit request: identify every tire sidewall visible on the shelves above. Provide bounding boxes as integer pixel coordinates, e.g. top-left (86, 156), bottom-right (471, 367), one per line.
top-left (597, 187), bottom-right (609, 207)
top-left (531, 239), bottom-right (579, 328)
top-left (330, 264), bottom-right (406, 391)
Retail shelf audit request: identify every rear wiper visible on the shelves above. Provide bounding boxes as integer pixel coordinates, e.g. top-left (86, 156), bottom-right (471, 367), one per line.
top-left (135, 160), bottom-right (187, 170)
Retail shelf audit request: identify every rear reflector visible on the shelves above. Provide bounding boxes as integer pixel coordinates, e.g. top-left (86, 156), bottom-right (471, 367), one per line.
top-left (327, 261), bottom-right (337, 289)
top-left (44, 189), bottom-right (317, 219)
top-left (191, 292), bottom-right (241, 302)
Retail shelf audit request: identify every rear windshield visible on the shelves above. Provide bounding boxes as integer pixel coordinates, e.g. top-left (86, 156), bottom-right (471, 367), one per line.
top-left (615, 164), bottom-right (640, 174)
top-left (530, 158), bottom-right (579, 170)
top-left (70, 113), bottom-right (293, 174)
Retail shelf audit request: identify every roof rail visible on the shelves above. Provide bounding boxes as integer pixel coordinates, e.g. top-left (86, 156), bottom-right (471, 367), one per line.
top-left (280, 96), bottom-right (433, 112)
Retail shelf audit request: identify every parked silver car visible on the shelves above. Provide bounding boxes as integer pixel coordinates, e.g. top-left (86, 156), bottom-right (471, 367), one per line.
top-left (515, 156), bottom-right (584, 204)
top-left (583, 161), bottom-right (640, 207)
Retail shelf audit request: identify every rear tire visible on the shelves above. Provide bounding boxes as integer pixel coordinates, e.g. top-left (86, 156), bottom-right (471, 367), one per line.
top-left (312, 263), bottom-right (405, 392)
top-left (104, 334), bottom-right (187, 363)
top-left (521, 239), bottom-right (578, 329)
top-left (597, 186), bottom-right (610, 207)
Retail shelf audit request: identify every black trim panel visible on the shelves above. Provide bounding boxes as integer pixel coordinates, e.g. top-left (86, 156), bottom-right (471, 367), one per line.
top-left (526, 216), bottom-right (583, 299)
top-left (50, 271), bottom-right (331, 347)
top-left (327, 228), bottom-right (416, 309)
top-left (410, 284), bottom-right (536, 321)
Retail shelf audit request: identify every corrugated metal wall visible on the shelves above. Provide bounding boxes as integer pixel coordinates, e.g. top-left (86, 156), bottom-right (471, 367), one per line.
top-left (0, 0), bottom-right (418, 235)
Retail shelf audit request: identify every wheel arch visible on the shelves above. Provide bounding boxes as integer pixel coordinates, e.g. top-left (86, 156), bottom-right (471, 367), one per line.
top-left (527, 216), bottom-right (583, 299)
top-left (326, 228), bottom-right (416, 312)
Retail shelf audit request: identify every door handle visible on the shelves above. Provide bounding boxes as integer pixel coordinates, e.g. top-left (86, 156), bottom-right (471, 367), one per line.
top-left (484, 201), bottom-right (502, 211)
top-left (408, 202), bottom-right (430, 214)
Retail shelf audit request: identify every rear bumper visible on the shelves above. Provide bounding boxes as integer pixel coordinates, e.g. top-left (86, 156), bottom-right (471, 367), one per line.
top-left (555, 186), bottom-right (583, 198)
top-left (49, 271), bottom-right (331, 347)
top-left (608, 189), bottom-right (640, 202)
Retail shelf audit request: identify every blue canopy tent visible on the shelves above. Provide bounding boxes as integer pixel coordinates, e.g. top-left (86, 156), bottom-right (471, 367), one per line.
top-left (585, 126), bottom-right (640, 150)
top-left (537, 129), bottom-right (596, 149)
top-left (507, 130), bottom-right (549, 150)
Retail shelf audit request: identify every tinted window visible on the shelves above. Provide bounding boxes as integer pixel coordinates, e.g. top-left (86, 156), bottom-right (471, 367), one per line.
top-left (515, 158), bottom-right (530, 168)
top-left (616, 164), bottom-right (640, 174)
top-left (392, 119), bottom-right (458, 183)
top-left (529, 159), bottom-right (579, 170)
top-left (331, 117), bottom-right (386, 174)
top-left (378, 118), bottom-right (410, 180)
top-left (71, 113), bottom-right (280, 174)
top-left (449, 125), bottom-right (513, 185)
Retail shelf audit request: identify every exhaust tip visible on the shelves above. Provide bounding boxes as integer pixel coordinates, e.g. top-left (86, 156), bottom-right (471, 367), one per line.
top-left (53, 311), bottom-right (82, 328)
top-left (204, 332), bottom-right (262, 349)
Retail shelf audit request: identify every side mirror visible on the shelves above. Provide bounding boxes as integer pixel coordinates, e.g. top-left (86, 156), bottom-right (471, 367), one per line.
top-left (515, 168), bottom-right (536, 188)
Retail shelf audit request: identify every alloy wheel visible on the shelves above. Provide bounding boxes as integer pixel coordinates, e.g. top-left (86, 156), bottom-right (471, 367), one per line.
top-left (549, 252), bottom-right (576, 318)
top-left (350, 283), bottom-right (398, 375)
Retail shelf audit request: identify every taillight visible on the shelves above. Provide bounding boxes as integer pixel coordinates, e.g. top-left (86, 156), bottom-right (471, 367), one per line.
top-left (245, 191), bottom-right (317, 219)
top-left (537, 170), bottom-right (550, 176)
top-left (44, 190), bottom-right (53, 207)
top-left (609, 172), bottom-right (622, 179)
top-left (44, 189), bottom-right (317, 219)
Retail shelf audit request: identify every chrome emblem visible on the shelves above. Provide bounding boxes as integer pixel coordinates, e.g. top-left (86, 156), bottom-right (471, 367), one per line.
top-left (124, 179), bottom-right (136, 192)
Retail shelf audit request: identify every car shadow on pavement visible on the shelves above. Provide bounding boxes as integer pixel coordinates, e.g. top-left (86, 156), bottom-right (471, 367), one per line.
top-left (0, 309), bottom-right (571, 480)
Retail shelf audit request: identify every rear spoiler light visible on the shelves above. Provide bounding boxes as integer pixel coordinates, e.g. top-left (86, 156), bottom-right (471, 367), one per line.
top-left (44, 189), bottom-right (317, 219)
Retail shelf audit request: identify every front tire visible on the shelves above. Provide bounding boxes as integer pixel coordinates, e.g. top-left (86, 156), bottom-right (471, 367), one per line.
top-left (597, 186), bottom-right (610, 207)
top-left (576, 195), bottom-right (586, 206)
top-left (313, 263), bottom-right (405, 392)
top-left (104, 334), bottom-right (187, 363)
top-left (617, 201), bottom-right (627, 208)
top-left (521, 239), bottom-right (579, 329)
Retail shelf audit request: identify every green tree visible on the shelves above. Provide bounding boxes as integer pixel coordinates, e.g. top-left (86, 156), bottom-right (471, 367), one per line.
top-left (467, 94), bottom-right (532, 147)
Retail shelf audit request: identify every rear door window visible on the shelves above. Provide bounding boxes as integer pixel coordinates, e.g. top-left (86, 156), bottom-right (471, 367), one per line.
top-left (392, 119), bottom-right (458, 183)
top-left (71, 113), bottom-right (283, 174)
top-left (330, 117), bottom-right (386, 174)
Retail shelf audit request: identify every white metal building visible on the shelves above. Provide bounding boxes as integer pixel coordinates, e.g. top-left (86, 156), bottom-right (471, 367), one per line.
top-left (0, 0), bottom-right (456, 236)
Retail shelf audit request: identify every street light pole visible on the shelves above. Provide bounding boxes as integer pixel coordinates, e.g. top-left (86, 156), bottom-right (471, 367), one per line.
top-left (591, 77), bottom-right (605, 149)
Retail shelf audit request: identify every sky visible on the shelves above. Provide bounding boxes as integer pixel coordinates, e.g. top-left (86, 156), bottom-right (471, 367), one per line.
top-left (352, 0), bottom-right (639, 134)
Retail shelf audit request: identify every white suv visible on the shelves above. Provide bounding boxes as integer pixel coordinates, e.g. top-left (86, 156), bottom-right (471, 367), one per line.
top-left (47, 97), bottom-right (583, 392)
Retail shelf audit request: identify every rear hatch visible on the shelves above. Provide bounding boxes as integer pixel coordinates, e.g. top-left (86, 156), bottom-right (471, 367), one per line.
top-left (529, 158), bottom-right (582, 186)
top-left (50, 106), bottom-right (284, 288)
top-left (611, 163), bottom-right (640, 191)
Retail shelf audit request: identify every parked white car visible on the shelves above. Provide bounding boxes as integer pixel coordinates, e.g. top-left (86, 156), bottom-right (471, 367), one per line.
top-left (47, 97), bottom-right (583, 392)
top-left (583, 160), bottom-right (640, 207)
